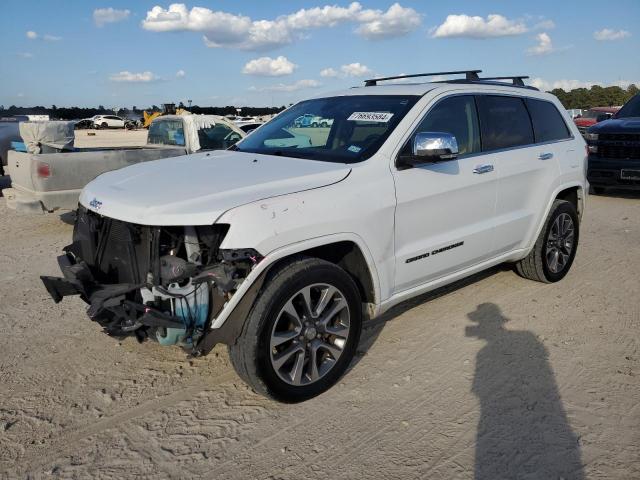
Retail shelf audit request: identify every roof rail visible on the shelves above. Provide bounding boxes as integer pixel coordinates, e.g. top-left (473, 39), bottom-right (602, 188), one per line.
top-left (364, 70), bottom-right (482, 87)
top-left (478, 76), bottom-right (529, 87)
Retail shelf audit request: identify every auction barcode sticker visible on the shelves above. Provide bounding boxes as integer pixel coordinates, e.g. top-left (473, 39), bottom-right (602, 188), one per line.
top-left (347, 112), bottom-right (394, 122)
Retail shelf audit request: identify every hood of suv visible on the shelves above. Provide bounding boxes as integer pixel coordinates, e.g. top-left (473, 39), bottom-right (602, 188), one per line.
top-left (588, 117), bottom-right (640, 134)
top-left (79, 150), bottom-right (351, 225)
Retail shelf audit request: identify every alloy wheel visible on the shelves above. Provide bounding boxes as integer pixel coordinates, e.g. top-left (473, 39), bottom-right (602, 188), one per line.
top-left (269, 283), bottom-right (351, 386)
top-left (546, 213), bottom-right (575, 274)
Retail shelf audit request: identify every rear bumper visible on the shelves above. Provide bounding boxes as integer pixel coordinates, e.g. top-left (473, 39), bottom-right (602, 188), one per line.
top-left (3, 187), bottom-right (46, 214)
top-left (4, 185), bottom-right (81, 213)
top-left (587, 157), bottom-right (640, 189)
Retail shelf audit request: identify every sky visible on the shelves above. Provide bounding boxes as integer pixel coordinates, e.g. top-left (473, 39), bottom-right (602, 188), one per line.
top-left (1, 0), bottom-right (638, 108)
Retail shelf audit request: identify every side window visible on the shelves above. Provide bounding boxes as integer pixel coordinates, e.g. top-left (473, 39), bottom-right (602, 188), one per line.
top-left (402, 95), bottom-right (480, 156)
top-left (525, 98), bottom-right (571, 143)
top-left (477, 95), bottom-right (534, 151)
top-left (198, 124), bottom-right (243, 150)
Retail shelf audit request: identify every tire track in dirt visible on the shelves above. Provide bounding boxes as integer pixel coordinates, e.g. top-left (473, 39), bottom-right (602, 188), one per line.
top-left (9, 371), bottom-right (238, 476)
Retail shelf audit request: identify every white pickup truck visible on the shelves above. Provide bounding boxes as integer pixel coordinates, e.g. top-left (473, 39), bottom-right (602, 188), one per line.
top-left (5, 115), bottom-right (244, 213)
top-left (41, 71), bottom-right (586, 402)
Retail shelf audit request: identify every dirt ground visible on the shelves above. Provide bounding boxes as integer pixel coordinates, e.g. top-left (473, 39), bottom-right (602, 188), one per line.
top-left (0, 138), bottom-right (638, 478)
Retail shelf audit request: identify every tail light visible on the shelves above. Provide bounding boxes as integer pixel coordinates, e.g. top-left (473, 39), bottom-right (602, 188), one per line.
top-left (36, 161), bottom-right (51, 178)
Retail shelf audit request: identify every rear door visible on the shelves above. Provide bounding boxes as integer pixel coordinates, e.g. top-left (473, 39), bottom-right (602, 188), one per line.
top-left (392, 94), bottom-right (498, 292)
top-left (477, 95), bottom-right (564, 253)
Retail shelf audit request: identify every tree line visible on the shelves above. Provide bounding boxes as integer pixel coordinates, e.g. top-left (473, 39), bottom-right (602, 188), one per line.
top-left (550, 84), bottom-right (638, 110)
top-left (0, 103), bottom-right (286, 120)
top-left (1, 84), bottom-right (639, 118)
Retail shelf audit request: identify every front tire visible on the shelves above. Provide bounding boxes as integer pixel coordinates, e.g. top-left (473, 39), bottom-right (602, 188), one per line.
top-left (229, 257), bottom-right (362, 402)
top-left (515, 199), bottom-right (579, 283)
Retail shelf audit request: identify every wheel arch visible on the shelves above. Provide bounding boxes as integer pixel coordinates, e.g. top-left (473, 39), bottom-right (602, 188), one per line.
top-left (195, 234), bottom-right (380, 356)
top-left (522, 182), bottom-right (585, 257)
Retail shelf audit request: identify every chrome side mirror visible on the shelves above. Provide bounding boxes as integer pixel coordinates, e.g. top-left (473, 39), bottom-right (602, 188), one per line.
top-left (413, 132), bottom-right (459, 160)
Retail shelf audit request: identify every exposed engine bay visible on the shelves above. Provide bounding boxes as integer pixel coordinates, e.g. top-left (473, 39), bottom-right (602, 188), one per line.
top-left (41, 206), bottom-right (262, 354)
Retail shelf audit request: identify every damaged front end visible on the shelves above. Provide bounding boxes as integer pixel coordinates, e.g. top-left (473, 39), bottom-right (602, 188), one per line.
top-left (41, 206), bottom-right (261, 354)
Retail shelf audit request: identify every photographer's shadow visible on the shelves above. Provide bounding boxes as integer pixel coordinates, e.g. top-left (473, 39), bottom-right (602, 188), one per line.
top-left (466, 303), bottom-right (584, 480)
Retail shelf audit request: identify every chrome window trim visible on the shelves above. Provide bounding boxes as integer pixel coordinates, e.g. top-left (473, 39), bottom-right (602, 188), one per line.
top-left (394, 91), bottom-right (576, 170)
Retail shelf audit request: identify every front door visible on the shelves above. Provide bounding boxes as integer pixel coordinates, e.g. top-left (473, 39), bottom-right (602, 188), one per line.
top-left (392, 95), bottom-right (498, 292)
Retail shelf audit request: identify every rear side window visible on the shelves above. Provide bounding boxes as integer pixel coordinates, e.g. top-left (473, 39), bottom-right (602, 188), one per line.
top-left (526, 99), bottom-right (571, 142)
top-left (477, 96), bottom-right (534, 151)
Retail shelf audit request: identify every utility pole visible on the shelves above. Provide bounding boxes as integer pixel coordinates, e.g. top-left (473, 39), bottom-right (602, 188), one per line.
top-left (188, 99), bottom-right (192, 111)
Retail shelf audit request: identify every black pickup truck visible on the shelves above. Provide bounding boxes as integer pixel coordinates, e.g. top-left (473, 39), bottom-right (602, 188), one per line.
top-left (586, 94), bottom-right (640, 193)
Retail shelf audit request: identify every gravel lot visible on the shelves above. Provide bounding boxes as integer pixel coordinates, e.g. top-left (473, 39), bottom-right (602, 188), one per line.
top-left (0, 132), bottom-right (638, 478)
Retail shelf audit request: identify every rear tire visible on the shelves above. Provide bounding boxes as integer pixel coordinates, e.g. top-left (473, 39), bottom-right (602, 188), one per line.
top-left (515, 199), bottom-right (579, 283)
top-left (229, 257), bottom-right (362, 402)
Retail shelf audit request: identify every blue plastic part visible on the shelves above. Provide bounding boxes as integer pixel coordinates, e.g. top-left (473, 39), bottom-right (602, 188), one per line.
top-left (154, 283), bottom-right (209, 346)
top-left (11, 141), bottom-right (27, 152)
top-left (156, 327), bottom-right (187, 346)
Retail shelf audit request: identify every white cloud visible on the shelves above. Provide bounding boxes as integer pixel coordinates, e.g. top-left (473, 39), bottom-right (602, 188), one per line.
top-left (354, 3), bottom-right (421, 40)
top-left (109, 71), bottom-right (158, 83)
top-left (340, 62), bottom-right (372, 77)
top-left (94, 8), bottom-right (131, 27)
top-left (25, 30), bottom-right (61, 41)
top-left (530, 78), bottom-right (640, 91)
top-left (320, 67), bottom-right (338, 78)
top-left (176, 69), bottom-right (186, 78)
top-left (431, 14), bottom-right (528, 39)
top-left (17, 93), bottom-right (25, 98)
top-left (527, 32), bottom-right (554, 56)
top-left (142, 2), bottom-right (422, 51)
top-left (249, 79), bottom-right (321, 93)
top-left (593, 28), bottom-right (631, 41)
top-left (533, 19), bottom-right (555, 30)
top-left (242, 56), bottom-right (297, 76)
top-left (321, 63), bottom-right (373, 78)
top-left (17, 52), bottom-right (34, 59)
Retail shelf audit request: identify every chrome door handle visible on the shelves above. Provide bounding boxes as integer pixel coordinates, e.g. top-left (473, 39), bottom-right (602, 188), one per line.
top-left (473, 164), bottom-right (494, 174)
top-left (538, 152), bottom-right (554, 160)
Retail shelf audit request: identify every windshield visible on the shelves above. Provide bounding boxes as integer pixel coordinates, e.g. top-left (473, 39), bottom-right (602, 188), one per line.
top-left (233, 95), bottom-right (419, 163)
top-left (616, 94), bottom-right (640, 118)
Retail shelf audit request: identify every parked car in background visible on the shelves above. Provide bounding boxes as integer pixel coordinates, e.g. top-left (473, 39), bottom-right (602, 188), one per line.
top-left (574, 107), bottom-right (620, 136)
top-left (41, 71), bottom-right (587, 402)
top-left (586, 94), bottom-right (640, 193)
top-left (74, 116), bottom-right (99, 130)
top-left (93, 115), bottom-right (125, 129)
top-left (5, 115), bottom-right (245, 213)
top-left (0, 115), bottom-right (29, 176)
top-left (566, 108), bottom-right (583, 120)
top-left (293, 114), bottom-right (333, 128)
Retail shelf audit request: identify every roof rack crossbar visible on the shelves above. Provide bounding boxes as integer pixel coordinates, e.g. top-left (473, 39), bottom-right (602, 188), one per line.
top-left (478, 76), bottom-right (529, 87)
top-left (364, 70), bottom-right (482, 87)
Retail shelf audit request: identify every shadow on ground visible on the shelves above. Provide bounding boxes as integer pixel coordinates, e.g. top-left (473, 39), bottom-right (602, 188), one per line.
top-left (466, 303), bottom-right (584, 480)
top-left (0, 175), bottom-right (10, 196)
top-left (352, 273), bottom-right (585, 479)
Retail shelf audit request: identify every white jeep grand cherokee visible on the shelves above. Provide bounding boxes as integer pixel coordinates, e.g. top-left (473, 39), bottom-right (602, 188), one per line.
top-left (42, 71), bottom-right (587, 402)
